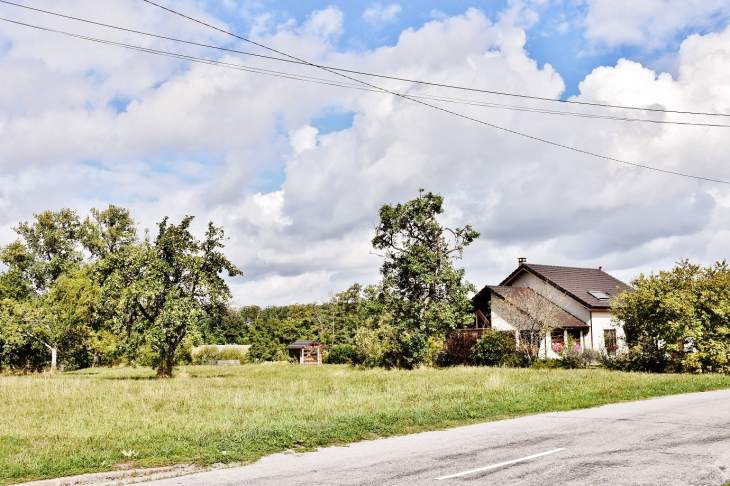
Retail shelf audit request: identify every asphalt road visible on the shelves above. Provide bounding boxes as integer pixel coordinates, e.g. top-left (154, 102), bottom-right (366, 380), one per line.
top-left (148, 389), bottom-right (730, 486)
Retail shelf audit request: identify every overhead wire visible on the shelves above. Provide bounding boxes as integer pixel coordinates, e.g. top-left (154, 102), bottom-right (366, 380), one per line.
top-left (0, 2), bottom-right (726, 183)
top-left (1, 0), bottom-right (729, 119)
top-left (6, 16), bottom-right (730, 128)
top-left (135, 0), bottom-right (730, 184)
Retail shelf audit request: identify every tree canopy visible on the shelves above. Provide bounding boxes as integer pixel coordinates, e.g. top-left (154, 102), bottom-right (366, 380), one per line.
top-left (100, 217), bottom-right (242, 377)
top-left (612, 260), bottom-right (730, 374)
top-left (362, 189), bottom-right (480, 368)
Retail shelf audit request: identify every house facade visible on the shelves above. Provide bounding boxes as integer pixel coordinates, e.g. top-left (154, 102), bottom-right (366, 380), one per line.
top-left (472, 259), bottom-right (631, 357)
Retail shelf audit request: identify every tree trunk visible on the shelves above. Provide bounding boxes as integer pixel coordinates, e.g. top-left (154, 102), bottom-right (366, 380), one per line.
top-left (50, 347), bottom-right (58, 374)
top-left (156, 344), bottom-right (177, 378)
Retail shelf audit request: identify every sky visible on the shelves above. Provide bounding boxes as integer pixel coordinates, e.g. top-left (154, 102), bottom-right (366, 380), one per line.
top-left (1, 0), bottom-right (730, 305)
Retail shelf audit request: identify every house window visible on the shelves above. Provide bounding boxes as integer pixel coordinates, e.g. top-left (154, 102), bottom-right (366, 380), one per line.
top-left (604, 329), bottom-right (617, 354)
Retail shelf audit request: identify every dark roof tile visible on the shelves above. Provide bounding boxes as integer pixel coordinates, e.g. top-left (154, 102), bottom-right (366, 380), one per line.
top-left (500, 263), bottom-right (631, 309)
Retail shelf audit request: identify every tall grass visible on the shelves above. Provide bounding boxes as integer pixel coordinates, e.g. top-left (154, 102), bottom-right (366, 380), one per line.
top-left (2, 364), bottom-right (730, 485)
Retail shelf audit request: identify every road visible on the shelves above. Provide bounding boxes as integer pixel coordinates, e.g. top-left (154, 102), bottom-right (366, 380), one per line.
top-left (148, 389), bottom-right (730, 485)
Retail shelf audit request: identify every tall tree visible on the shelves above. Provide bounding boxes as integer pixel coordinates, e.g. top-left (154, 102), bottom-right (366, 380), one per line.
top-left (368, 189), bottom-right (479, 368)
top-left (0, 209), bottom-right (84, 372)
top-left (100, 216), bottom-right (242, 377)
top-left (81, 205), bottom-right (138, 260)
top-left (6, 209), bottom-right (82, 294)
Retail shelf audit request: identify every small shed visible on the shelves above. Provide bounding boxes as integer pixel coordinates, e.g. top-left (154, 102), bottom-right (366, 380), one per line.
top-left (285, 340), bottom-right (327, 365)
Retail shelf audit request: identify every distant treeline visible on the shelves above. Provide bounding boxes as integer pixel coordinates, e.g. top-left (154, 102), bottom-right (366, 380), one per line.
top-left (201, 285), bottom-right (365, 362)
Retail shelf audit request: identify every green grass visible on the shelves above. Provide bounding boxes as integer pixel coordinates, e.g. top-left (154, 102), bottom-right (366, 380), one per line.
top-left (2, 364), bottom-right (730, 485)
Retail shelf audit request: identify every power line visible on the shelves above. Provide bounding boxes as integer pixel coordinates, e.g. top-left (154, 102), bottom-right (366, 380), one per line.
top-left (137, 0), bottom-right (730, 185)
top-left (6, 16), bottom-right (730, 129)
top-left (2, 0), bottom-right (729, 120)
top-left (0, 6), bottom-right (725, 184)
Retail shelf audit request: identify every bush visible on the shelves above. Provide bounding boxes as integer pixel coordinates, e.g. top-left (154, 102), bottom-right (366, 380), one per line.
top-left (191, 345), bottom-right (249, 365)
top-left (323, 345), bottom-right (354, 364)
top-left (560, 346), bottom-right (601, 369)
top-left (470, 330), bottom-right (523, 367)
top-left (598, 344), bottom-right (675, 373)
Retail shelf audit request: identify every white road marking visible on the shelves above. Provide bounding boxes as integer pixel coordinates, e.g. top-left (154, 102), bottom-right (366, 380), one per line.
top-left (434, 448), bottom-right (566, 480)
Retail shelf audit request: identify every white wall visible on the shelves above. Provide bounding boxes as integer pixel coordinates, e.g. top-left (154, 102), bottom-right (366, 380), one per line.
top-left (588, 311), bottom-right (626, 352)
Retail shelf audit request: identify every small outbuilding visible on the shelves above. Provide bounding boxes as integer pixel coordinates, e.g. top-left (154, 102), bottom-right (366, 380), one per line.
top-left (284, 340), bottom-right (327, 365)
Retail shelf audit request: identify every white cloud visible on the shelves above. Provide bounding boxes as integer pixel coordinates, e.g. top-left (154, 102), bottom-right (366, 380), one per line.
top-left (289, 126), bottom-right (319, 155)
top-left (581, 0), bottom-right (730, 50)
top-left (1, 4), bottom-right (730, 305)
top-left (362, 3), bottom-right (402, 26)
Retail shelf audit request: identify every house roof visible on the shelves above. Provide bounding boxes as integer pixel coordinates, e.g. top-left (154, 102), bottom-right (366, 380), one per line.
top-left (499, 263), bottom-right (631, 310)
top-left (284, 340), bottom-right (326, 350)
top-left (488, 286), bottom-right (588, 328)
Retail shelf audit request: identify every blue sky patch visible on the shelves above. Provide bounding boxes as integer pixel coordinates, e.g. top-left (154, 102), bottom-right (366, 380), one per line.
top-left (311, 110), bottom-right (356, 134)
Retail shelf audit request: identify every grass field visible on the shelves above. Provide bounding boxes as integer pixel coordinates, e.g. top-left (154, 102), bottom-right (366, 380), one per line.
top-left (2, 364), bottom-right (730, 485)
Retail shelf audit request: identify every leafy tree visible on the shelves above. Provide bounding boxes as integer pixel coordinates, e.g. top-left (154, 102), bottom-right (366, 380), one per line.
top-left (100, 216), bottom-right (242, 377)
top-left (198, 304), bottom-right (250, 345)
top-left (11, 209), bottom-right (83, 292)
top-left (612, 260), bottom-right (730, 374)
top-left (366, 189), bottom-right (479, 368)
top-left (0, 209), bottom-right (86, 372)
top-left (314, 284), bottom-right (365, 346)
top-left (81, 205), bottom-right (138, 260)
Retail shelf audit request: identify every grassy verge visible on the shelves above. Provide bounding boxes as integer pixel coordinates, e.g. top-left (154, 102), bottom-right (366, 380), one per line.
top-left (2, 364), bottom-right (730, 484)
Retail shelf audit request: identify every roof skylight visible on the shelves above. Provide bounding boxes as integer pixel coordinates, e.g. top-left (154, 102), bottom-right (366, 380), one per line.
top-left (588, 290), bottom-right (610, 301)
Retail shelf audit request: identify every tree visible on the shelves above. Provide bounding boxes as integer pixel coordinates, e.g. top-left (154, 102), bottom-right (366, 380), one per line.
top-left (367, 189), bottom-right (479, 368)
top-left (0, 209), bottom-right (85, 372)
top-left (100, 216), bottom-right (242, 377)
top-left (81, 205), bottom-right (138, 260)
top-left (612, 260), bottom-right (730, 374)
top-left (492, 284), bottom-right (569, 362)
top-left (0, 271), bottom-right (96, 374)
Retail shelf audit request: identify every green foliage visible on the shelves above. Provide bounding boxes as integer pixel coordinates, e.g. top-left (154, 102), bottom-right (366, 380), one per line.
top-left (367, 189), bottom-right (479, 368)
top-left (322, 344), bottom-right (354, 364)
top-left (191, 345), bottom-right (248, 364)
top-left (80, 205), bottom-right (138, 260)
top-left (198, 305), bottom-right (249, 345)
top-left (99, 217), bottom-right (242, 377)
top-left (246, 305), bottom-right (316, 362)
top-left (0, 207), bottom-right (139, 372)
top-left (11, 208), bottom-right (83, 292)
top-left (244, 285), bottom-right (366, 362)
top-left (470, 330), bottom-right (521, 367)
top-left (612, 259), bottom-right (730, 374)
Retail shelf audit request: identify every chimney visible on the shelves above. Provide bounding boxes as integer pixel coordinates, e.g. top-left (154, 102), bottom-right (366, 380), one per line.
top-left (599, 266), bottom-right (602, 271)
top-left (518, 257), bottom-right (527, 266)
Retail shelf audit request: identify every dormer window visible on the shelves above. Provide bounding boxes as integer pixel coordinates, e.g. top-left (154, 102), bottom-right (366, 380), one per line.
top-left (588, 290), bottom-right (610, 302)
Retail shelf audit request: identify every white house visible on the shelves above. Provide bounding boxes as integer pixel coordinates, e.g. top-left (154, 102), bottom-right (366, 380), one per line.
top-left (471, 259), bottom-right (632, 357)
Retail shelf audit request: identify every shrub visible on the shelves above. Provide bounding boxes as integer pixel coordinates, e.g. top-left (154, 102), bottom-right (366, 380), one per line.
top-left (560, 346), bottom-right (601, 369)
top-left (323, 345), bottom-right (354, 364)
top-left (598, 345), bottom-right (674, 373)
top-left (444, 331), bottom-right (483, 365)
top-left (191, 345), bottom-right (248, 365)
top-left (470, 330), bottom-right (522, 367)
